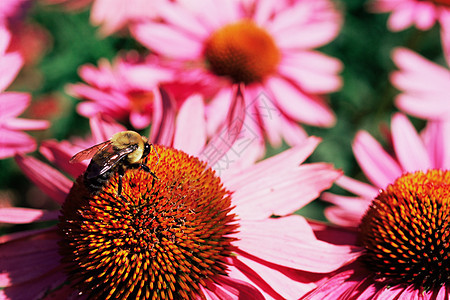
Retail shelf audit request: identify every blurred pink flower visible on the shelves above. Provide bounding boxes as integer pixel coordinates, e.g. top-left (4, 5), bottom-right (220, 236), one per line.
top-left (369, 0), bottom-right (450, 31)
top-left (0, 113), bottom-right (343, 299)
top-left (391, 47), bottom-right (450, 121)
top-left (131, 0), bottom-right (343, 147)
top-left (0, 26), bottom-right (49, 159)
top-left (67, 53), bottom-right (174, 129)
top-left (370, 0), bottom-right (450, 56)
top-left (299, 113), bottom-right (450, 298)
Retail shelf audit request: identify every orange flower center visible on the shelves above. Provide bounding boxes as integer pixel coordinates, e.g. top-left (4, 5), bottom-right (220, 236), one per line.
top-left (204, 20), bottom-right (281, 84)
top-left (359, 170), bottom-right (450, 291)
top-left (59, 145), bottom-right (238, 299)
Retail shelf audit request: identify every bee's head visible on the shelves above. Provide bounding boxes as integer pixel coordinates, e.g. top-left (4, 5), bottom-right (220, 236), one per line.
top-left (142, 142), bottom-right (151, 158)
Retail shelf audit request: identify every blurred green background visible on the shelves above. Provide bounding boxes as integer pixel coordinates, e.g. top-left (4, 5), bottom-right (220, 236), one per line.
top-left (0, 0), bottom-right (444, 222)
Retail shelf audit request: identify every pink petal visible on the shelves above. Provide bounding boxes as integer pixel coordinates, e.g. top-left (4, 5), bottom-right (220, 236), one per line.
top-left (266, 76), bottom-right (335, 127)
top-left (395, 94), bottom-right (450, 120)
top-left (173, 94), bottom-right (207, 156)
top-left (0, 207), bottom-right (58, 224)
top-left (223, 136), bottom-right (321, 187)
top-left (231, 163), bottom-right (341, 219)
top-left (129, 110), bottom-right (152, 129)
top-left (14, 154), bottom-right (72, 205)
top-left (253, 0), bottom-right (281, 26)
top-left (302, 263), bottom-right (370, 299)
top-left (278, 51), bottom-right (343, 94)
top-left (210, 275), bottom-right (265, 300)
top-left (421, 120), bottom-right (450, 169)
top-left (0, 52), bottom-right (23, 92)
top-left (309, 220), bottom-right (358, 246)
top-left (0, 130), bottom-right (37, 158)
top-left (391, 113), bottom-right (432, 171)
top-left (269, 0), bottom-right (341, 49)
top-left (387, 5), bottom-right (415, 31)
top-left (0, 228), bottom-right (61, 287)
top-left (232, 255), bottom-right (317, 299)
top-left (0, 92), bottom-right (30, 119)
top-left (150, 87), bottom-right (176, 145)
top-left (279, 117), bottom-right (308, 146)
top-left (335, 175), bottom-right (379, 199)
top-left (353, 130), bottom-right (402, 189)
top-left (157, 0), bottom-right (210, 39)
top-left (0, 227), bottom-right (55, 244)
top-left (0, 268), bottom-right (67, 300)
top-left (4, 118), bottom-right (49, 131)
top-left (199, 84), bottom-right (246, 166)
top-left (0, 25), bottom-right (11, 54)
top-left (90, 113), bottom-right (127, 143)
top-left (323, 195), bottom-right (368, 227)
top-left (39, 140), bottom-right (86, 179)
top-left (131, 22), bottom-right (203, 60)
top-left (235, 215), bottom-right (359, 273)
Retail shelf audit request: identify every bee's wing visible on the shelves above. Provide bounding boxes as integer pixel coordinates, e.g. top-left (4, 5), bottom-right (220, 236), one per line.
top-left (69, 141), bottom-right (111, 163)
top-left (85, 144), bottom-right (136, 179)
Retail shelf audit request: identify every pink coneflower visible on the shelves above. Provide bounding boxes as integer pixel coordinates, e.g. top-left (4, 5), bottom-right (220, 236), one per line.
top-left (369, 0), bottom-right (450, 31)
top-left (67, 53), bottom-right (174, 129)
top-left (0, 25), bottom-right (49, 159)
top-left (391, 47), bottom-right (450, 121)
top-left (1, 111), bottom-right (344, 299)
top-left (131, 0), bottom-right (343, 147)
top-left (298, 113), bottom-right (450, 298)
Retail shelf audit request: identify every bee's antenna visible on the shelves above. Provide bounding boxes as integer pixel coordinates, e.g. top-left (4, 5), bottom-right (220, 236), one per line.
top-left (151, 144), bottom-right (160, 166)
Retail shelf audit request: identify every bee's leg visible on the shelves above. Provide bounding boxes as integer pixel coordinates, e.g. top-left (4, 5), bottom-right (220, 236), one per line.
top-left (117, 165), bottom-right (125, 199)
top-left (140, 164), bottom-right (158, 180)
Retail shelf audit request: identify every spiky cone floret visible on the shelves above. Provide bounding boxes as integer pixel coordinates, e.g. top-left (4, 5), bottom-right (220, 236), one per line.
top-left (58, 145), bottom-right (239, 300)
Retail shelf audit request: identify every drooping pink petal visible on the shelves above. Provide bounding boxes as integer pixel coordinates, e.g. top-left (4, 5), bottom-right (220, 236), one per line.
top-left (222, 136), bottom-right (321, 187)
top-left (0, 92), bottom-right (30, 119)
top-left (269, 0), bottom-right (341, 49)
top-left (0, 227), bottom-right (54, 244)
top-left (129, 110), bottom-right (152, 130)
top-left (14, 154), bottom-right (72, 204)
top-left (235, 216), bottom-right (359, 273)
top-left (89, 113), bottom-right (126, 143)
top-left (205, 275), bottom-right (265, 300)
top-left (157, 0), bottom-right (210, 39)
top-left (395, 94), bottom-right (450, 120)
top-left (387, 4), bottom-right (415, 31)
top-left (322, 194), bottom-right (368, 227)
top-left (232, 255), bottom-right (317, 299)
top-left (353, 130), bottom-right (402, 189)
top-left (150, 87), bottom-right (176, 145)
top-left (391, 113), bottom-right (432, 172)
top-left (266, 77), bottom-right (335, 127)
top-left (334, 175), bottom-right (379, 199)
top-left (3, 117), bottom-right (49, 131)
top-left (278, 51), bottom-right (343, 94)
top-left (0, 228), bottom-right (61, 287)
top-left (231, 163), bottom-right (341, 219)
top-left (0, 207), bottom-right (58, 224)
top-left (39, 140), bottom-right (86, 179)
top-left (173, 94), bottom-right (207, 156)
top-left (0, 129), bottom-right (37, 158)
top-left (0, 51), bottom-right (23, 92)
top-left (0, 268), bottom-right (67, 300)
top-left (199, 84), bottom-right (246, 167)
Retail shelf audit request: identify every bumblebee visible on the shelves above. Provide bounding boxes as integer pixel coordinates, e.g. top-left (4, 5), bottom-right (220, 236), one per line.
top-left (70, 131), bottom-right (158, 196)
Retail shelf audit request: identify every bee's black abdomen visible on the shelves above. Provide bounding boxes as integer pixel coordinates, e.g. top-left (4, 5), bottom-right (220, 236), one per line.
top-left (83, 164), bottom-right (113, 195)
